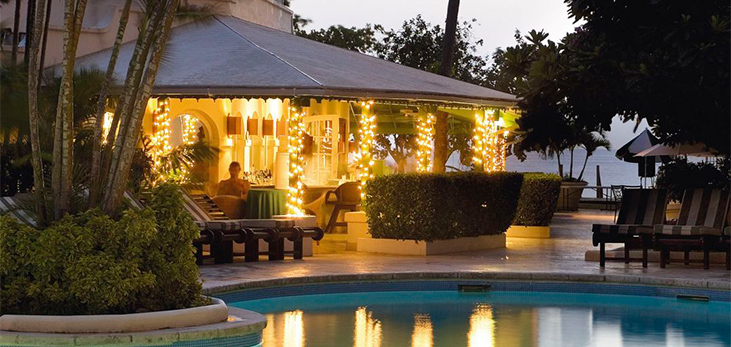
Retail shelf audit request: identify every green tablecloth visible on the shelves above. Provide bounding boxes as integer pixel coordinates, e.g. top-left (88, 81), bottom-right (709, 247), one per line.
top-left (245, 188), bottom-right (286, 219)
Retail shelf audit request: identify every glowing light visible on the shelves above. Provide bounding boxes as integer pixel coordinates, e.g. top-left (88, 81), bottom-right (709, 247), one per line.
top-left (411, 313), bottom-right (433, 347)
top-left (150, 98), bottom-right (173, 182)
top-left (471, 109), bottom-right (507, 172)
top-left (286, 106), bottom-right (306, 215)
top-left (101, 111), bottom-right (114, 144)
top-left (354, 101), bottom-right (376, 200)
top-left (354, 307), bottom-right (382, 347)
top-left (468, 304), bottom-right (495, 347)
top-left (415, 113), bottom-right (435, 173)
top-left (283, 310), bottom-right (304, 347)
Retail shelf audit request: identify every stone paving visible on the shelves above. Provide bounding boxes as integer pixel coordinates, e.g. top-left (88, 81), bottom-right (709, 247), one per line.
top-left (199, 210), bottom-right (730, 293)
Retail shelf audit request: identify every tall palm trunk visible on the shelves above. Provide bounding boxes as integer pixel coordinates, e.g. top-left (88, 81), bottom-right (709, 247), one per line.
top-left (11, 0), bottom-right (21, 64)
top-left (26, 0), bottom-right (48, 225)
top-left (569, 147), bottom-right (574, 179)
top-left (101, 1), bottom-right (164, 204)
top-left (434, 0), bottom-right (460, 173)
top-left (89, 0), bottom-right (133, 208)
top-left (37, 0), bottom-right (53, 84)
top-left (104, 0), bottom-right (180, 214)
top-left (52, 0), bottom-right (87, 219)
top-left (24, 0), bottom-right (37, 69)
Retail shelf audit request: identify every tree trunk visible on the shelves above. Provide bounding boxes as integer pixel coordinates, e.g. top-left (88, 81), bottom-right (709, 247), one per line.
top-left (52, 0), bottom-right (87, 219)
top-left (37, 0), bottom-right (53, 85)
top-left (433, 110), bottom-right (449, 172)
top-left (433, 0), bottom-right (460, 173)
top-left (556, 152), bottom-right (563, 177)
top-left (11, 0), bottom-right (21, 64)
top-left (26, 0), bottom-right (48, 225)
top-left (89, 0), bottom-right (133, 208)
top-left (24, 0), bottom-right (37, 70)
top-left (569, 147), bottom-right (574, 179)
top-left (577, 151), bottom-right (591, 182)
top-left (102, 1), bottom-right (163, 203)
top-left (104, 0), bottom-right (180, 214)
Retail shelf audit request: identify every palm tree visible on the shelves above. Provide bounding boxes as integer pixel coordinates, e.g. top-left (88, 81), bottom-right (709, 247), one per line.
top-left (577, 132), bottom-right (611, 181)
top-left (25, 0), bottom-right (48, 224)
top-left (89, 0), bottom-right (133, 208)
top-left (10, 0), bottom-right (22, 64)
top-left (52, 0), bottom-right (88, 219)
top-left (433, 0), bottom-right (460, 173)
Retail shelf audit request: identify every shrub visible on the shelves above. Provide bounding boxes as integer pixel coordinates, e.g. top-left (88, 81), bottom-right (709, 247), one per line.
top-left (0, 183), bottom-right (205, 315)
top-left (512, 173), bottom-right (561, 226)
top-left (656, 158), bottom-right (730, 201)
top-left (365, 172), bottom-right (523, 241)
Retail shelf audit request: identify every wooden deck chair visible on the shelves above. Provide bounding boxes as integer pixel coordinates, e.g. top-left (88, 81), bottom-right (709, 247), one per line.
top-left (0, 195), bottom-right (39, 228)
top-left (592, 188), bottom-right (667, 267)
top-left (654, 189), bottom-right (730, 270)
top-left (180, 192), bottom-right (322, 264)
top-left (323, 182), bottom-right (361, 234)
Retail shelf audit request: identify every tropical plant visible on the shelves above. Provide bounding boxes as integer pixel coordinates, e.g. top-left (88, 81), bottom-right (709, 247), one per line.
top-left (656, 158), bottom-right (730, 201)
top-left (374, 134), bottom-right (416, 173)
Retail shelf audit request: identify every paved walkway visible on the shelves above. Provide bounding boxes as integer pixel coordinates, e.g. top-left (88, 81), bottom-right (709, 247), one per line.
top-left (200, 210), bottom-right (730, 293)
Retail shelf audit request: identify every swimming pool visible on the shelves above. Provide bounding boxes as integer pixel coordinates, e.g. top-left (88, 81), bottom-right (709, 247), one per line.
top-left (224, 281), bottom-right (730, 347)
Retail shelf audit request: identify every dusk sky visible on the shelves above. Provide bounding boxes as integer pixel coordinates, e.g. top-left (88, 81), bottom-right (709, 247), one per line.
top-left (290, 0), bottom-right (651, 147)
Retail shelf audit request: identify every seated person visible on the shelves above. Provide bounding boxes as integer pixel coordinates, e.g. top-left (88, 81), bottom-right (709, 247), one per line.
top-left (217, 161), bottom-right (251, 200)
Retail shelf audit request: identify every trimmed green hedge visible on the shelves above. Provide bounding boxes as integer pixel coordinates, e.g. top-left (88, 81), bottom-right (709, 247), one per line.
top-left (0, 183), bottom-right (206, 315)
top-left (512, 173), bottom-right (561, 226)
top-left (365, 172), bottom-right (523, 241)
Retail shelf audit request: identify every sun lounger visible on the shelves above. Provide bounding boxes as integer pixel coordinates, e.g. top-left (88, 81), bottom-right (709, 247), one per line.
top-left (592, 188), bottom-right (667, 267)
top-left (0, 195), bottom-right (39, 228)
top-left (181, 192), bottom-right (323, 264)
top-left (654, 189), bottom-right (730, 269)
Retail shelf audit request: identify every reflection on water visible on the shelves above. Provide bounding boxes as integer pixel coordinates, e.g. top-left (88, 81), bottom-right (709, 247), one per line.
top-left (354, 307), bottom-right (381, 347)
top-left (283, 310), bottom-right (304, 347)
top-left (241, 291), bottom-right (730, 347)
top-left (468, 304), bottom-right (495, 347)
top-left (411, 313), bottom-right (433, 347)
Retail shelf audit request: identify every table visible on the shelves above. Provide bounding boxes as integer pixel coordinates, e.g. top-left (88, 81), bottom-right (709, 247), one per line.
top-left (246, 188), bottom-right (286, 219)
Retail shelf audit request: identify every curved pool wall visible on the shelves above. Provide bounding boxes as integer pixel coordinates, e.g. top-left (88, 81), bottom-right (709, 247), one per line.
top-left (215, 279), bottom-right (731, 303)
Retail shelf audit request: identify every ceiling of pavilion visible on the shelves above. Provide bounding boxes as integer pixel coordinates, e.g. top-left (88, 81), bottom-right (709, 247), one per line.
top-left (68, 16), bottom-right (517, 107)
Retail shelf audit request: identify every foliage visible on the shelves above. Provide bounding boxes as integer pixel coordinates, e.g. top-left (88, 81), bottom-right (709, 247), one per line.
top-left (0, 183), bottom-right (206, 315)
top-left (565, 0), bottom-right (729, 155)
top-left (373, 134), bottom-right (415, 173)
top-left (656, 158), bottom-right (730, 201)
top-left (296, 24), bottom-right (381, 54)
top-left (365, 172), bottom-right (522, 241)
top-left (512, 173), bottom-right (561, 226)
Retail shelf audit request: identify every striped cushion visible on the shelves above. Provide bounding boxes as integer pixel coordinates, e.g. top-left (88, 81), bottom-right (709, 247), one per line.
top-left (655, 224), bottom-right (722, 236)
top-left (0, 196), bottom-right (38, 228)
top-left (202, 218), bottom-right (295, 231)
top-left (592, 224), bottom-right (653, 234)
top-left (616, 189), bottom-right (667, 225)
top-left (182, 192), bottom-right (213, 222)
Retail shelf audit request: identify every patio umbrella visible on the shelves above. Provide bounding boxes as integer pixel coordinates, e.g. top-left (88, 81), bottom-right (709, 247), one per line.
top-left (634, 143), bottom-right (720, 158)
top-left (615, 129), bottom-right (668, 178)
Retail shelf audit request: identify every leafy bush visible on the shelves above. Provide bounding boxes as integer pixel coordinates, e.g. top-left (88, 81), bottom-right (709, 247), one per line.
top-left (365, 172), bottom-right (523, 241)
top-left (656, 158), bottom-right (730, 201)
top-left (0, 183), bottom-right (206, 315)
top-left (512, 173), bottom-right (561, 226)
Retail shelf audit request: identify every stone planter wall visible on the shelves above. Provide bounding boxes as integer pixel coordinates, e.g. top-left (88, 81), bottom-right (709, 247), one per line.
top-left (506, 225), bottom-right (551, 238)
top-left (357, 234), bottom-right (506, 256)
top-left (558, 181), bottom-right (587, 211)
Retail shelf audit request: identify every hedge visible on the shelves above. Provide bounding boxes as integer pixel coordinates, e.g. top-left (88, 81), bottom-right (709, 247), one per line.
top-left (365, 172), bottom-right (523, 241)
top-left (0, 183), bottom-right (206, 315)
top-left (512, 173), bottom-right (561, 226)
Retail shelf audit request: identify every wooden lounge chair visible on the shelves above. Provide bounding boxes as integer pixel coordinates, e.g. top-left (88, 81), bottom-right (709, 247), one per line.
top-left (181, 192), bottom-right (323, 264)
top-left (654, 189), bottom-right (730, 270)
top-left (323, 182), bottom-right (361, 234)
top-left (592, 188), bottom-right (667, 267)
top-left (0, 195), bottom-right (39, 228)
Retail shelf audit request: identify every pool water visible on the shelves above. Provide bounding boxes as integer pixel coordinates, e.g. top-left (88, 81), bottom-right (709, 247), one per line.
top-left (231, 290), bottom-right (730, 347)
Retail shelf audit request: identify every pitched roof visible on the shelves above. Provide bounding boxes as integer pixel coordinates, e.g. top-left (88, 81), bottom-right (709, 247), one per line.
top-left (71, 16), bottom-right (517, 107)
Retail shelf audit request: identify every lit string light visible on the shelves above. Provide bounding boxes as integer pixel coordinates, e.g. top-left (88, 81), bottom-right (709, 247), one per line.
top-left (354, 101), bottom-right (376, 200)
top-left (101, 112), bottom-right (114, 144)
top-left (415, 113), bottom-right (435, 173)
top-left (286, 106), bottom-right (306, 215)
top-left (472, 109), bottom-right (507, 172)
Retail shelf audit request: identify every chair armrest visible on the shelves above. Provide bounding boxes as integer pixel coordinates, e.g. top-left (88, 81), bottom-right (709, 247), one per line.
top-left (324, 190), bottom-right (337, 204)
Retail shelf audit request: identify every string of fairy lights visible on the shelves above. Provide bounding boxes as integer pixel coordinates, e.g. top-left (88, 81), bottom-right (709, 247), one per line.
top-left (354, 101), bottom-right (376, 199)
top-left (415, 113), bottom-right (435, 173)
top-left (472, 109), bottom-right (507, 172)
top-left (286, 106), bottom-right (306, 215)
top-left (149, 99), bottom-right (199, 183)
